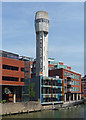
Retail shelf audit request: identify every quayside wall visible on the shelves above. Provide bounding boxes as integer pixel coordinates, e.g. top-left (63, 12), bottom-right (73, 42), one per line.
top-left (1, 99), bottom-right (86, 115)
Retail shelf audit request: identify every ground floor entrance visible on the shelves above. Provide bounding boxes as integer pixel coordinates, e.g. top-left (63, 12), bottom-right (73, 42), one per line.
top-left (2, 85), bottom-right (23, 103)
top-left (64, 93), bottom-right (81, 102)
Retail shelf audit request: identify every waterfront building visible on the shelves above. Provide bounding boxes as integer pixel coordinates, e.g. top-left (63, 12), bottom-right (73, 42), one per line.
top-left (0, 50), bottom-right (34, 102)
top-left (30, 76), bottom-right (64, 104)
top-left (0, 50), bottom-right (24, 103)
top-left (81, 75), bottom-right (86, 97)
top-left (49, 64), bottom-right (81, 101)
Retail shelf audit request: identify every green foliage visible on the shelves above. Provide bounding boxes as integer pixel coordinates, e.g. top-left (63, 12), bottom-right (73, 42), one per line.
top-left (2, 100), bottom-right (6, 104)
top-left (29, 83), bottom-right (35, 101)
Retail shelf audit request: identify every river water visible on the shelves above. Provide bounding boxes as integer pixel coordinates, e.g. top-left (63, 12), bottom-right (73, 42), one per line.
top-left (3, 104), bottom-right (86, 119)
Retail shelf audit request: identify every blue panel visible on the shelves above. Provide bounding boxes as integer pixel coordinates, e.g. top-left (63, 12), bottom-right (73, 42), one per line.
top-left (58, 95), bottom-right (59, 101)
top-left (41, 95), bottom-right (43, 103)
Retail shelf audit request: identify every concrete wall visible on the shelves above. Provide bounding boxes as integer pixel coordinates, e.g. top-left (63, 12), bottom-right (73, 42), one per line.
top-left (2, 101), bottom-right (41, 115)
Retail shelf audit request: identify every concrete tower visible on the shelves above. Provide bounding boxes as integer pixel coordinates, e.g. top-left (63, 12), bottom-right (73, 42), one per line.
top-left (35, 11), bottom-right (49, 77)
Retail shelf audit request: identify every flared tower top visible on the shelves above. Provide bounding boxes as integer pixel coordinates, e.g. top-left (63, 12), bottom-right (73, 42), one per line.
top-left (35, 11), bottom-right (49, 20)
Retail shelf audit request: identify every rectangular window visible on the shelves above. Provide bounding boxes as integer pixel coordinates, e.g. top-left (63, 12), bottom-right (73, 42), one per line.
top-left (64, 71), bottom-right (66, 76)
top-left (73, 87), bottom-right (75, 91)
top-left (2, 76), bottom-right (19, 81)
top-left (75, 81), bottom-right (76, 85)
top-left (64, 79), bottom-right (66, 84)
top-left (31, 64), bottom-right (33, 68)
top-left (64, 86), bottom-right (66, 91)
top-left (21, 68), bottom-right (24, 72)
top-left (21, 78), bottom-right (24, 82)
top-left (3, 64), bottom-right (19, 71)
top-left (77, 75), bottom-right (79, 80)
top-left (73, 81), bottom-right (74, 85)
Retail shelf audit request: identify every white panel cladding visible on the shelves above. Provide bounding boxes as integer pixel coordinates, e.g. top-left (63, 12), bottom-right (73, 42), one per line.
top-left (35, 22), bottom-right (49, 33)
top-left (43, 33), bottom-right (48, 77)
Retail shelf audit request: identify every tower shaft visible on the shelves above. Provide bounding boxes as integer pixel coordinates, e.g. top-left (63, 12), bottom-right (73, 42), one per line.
top-left (35, 11), bottom-right (49, 77)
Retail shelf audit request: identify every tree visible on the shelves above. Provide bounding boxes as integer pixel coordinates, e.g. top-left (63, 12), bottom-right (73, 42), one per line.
top-left (29, 83), bottom-right (35, 101)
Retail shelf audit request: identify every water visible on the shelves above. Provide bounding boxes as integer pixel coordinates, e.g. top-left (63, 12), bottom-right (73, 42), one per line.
top-left (3, 104), bottom-right (86, 119)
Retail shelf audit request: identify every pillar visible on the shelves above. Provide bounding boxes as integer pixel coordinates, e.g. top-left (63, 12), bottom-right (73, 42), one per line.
top-left (13, 94), bottom-right (16, 103)
top-left (80, 94), bottom-right (81, 100)
top-left (64, 94), bottom-right (66, 102)
top-left (69, 95), bottom-right (71, 102)
top-left (77, 94), bottom-right (78, 101)
top-left (73, 94), bottom-right (75, 101)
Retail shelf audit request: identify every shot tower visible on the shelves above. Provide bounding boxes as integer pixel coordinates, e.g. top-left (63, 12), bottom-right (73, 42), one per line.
top-left (35, 11), bottom-right (49, 77)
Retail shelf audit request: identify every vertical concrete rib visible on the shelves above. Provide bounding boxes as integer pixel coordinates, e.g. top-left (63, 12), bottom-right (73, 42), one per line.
top-left (35, 11), bottom-right (49, 77)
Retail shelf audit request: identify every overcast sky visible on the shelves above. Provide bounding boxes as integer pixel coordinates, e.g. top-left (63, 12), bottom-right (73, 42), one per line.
top-left (2, 2), bottom-right (84, 76)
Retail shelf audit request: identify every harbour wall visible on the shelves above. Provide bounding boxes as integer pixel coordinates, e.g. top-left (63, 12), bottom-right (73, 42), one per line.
top-left (1, 99), bottom-right (86, 116)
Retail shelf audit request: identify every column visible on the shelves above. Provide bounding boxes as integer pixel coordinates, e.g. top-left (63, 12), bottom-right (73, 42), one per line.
top-left (80, 94), bottom-right (81, 100)
top-left (69, 95), bottom-right (71, 102)
top-left (64, 94), bottom-right (66, 102)
top-left (77, 94), bottom-right (78, 101)
top-left (13, 94), bottom-right (16, 103)
top-left (73, 94), bottom-right (75, 101)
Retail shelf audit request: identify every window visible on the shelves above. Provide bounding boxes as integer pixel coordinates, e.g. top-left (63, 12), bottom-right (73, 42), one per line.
top-left (64, 86), bottom-right (66, 91)
top-left (73, 81), bottom-right (74, 85)
top-left (31, 64), bottom-right (33, 68)
top-left (75, 81), bottom-right (76, 85)
top-left (35, 18), bottom-right (49, 23)
top-left (3, 64), bottom-right (19, 71)
top-left (77, 75), bottom-right (79, 80)
top-left (21, 78), bottom-right (24, 82)
top-left (64, 71), bottom-right (66, 76)
top-left (64, 79), bottom-right (66, 84)
top-left (21, 68), bottom-right (24, 72)
top-left (34, 63), bottom-right (36, 68)
top-left (77, 81), bottom-right (79, 86)
top-left (2, 76), bottom-right (19, 81)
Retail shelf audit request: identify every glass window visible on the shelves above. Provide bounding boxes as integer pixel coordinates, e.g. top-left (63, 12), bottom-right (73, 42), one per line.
top-left (31, 64), bottom-right (33, 68)
top-left (3, 64), bottom-right (19, 71)
top-left (75, 81), bottom-right (76, 85)
top-left (64, 71), bottom-right (66, 76)
top-left (73, 81), bottom-right (74, 85)
top-left (64, 79), bottom-right (66, 84)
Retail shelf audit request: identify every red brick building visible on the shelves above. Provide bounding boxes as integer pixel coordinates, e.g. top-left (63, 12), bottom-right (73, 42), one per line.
top-left (49, 68), bottom-right (81, 101)
top-left (0, 50), bottom-right (24, 102)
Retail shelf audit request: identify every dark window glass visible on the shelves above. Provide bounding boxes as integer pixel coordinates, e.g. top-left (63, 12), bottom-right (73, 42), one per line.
top-left (2, 76), bottom-right (19, 81)
top-left (3, 65), bottom-right (19, 71)
top-left (21, 78), bottom-right (24, 82)
top-left (21, 68), bottom-right (24, 72)
top-left (35, 18), bottom-right (49, 23)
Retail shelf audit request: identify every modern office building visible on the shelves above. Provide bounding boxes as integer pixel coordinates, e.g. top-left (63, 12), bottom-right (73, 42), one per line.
top-left (0, 50), bottom-right (24, 102)
top-left (30, 76), bottom-right (64, 104)
top-left (0, 50), bottom-right (34, 102)
top-left (81, 75), bottom-right (86, 97)
top-left (35, 11), bottom-right (49, 77)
